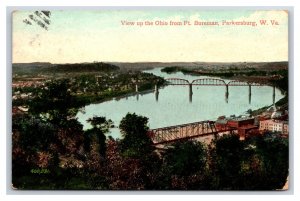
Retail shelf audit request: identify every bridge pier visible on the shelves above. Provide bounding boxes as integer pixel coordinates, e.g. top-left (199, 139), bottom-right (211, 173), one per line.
top-left (273, 85), bottom-right (276, 104)
top-left (135, 84), bottom-right (139, 93)
top-left (225, 85), bottom-right (229, 96)
top-left (249, 93), bottom-right (252, 104)
top-left (155, 84), bottom-right (159, 102)
top-left (189, 84), bottom-right (193, 103)
top-left (249, 85), bottom-right (252, 104)
top-left (225, 93), bottom-right (228, 103)
top-left (135, 84), bottom-right (139, 101)
top-left (225, 85), bottom-right (229, 103)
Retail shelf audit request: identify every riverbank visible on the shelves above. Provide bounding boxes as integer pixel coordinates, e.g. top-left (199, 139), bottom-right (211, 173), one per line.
top-left (75, 87), bottom-right (161, 106)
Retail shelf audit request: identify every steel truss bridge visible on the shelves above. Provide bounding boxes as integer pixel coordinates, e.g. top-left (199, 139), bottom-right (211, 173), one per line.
top-left (165, 78), bottom-right (262, 86)
top-left (147, 120), bottom-right (236, 145)
top-left (164, 78), bottom-right (273, 103)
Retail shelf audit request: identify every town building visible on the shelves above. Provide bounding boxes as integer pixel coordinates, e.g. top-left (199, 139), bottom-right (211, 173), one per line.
top-left (215, 116), bottom-right (258, 140)
top-left (259, 119), bottom-right (289, 135)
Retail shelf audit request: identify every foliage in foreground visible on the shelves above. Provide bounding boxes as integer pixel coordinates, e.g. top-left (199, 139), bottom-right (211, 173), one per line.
top-left (13, 113), bottom-right (288, 190)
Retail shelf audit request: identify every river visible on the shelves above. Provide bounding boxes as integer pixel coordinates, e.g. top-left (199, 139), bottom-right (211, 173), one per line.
top-left (76, 68), bottom-right (284, 139)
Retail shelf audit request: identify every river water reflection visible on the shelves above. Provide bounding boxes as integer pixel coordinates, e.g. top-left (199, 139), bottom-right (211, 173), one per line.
top-left (77, 68), bottom-right (284, 139)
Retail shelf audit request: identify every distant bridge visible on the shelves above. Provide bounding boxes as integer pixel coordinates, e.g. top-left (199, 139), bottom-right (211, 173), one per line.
top-left (147, 120), bottom-right (236, 145)
top-left (192, 78), bottom-right (226, 86)
top-left (166, 78), bottom-right (263, 86)
top-left (134, 78), bottom-right (275, 103)
top-left (164, 78), bottom-right (272, 103)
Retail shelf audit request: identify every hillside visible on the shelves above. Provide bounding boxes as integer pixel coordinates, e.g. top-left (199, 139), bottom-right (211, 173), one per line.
top-left (109, 61), bottom-right (288, 71)
top-left (13, 62), bottom-right (120, 75)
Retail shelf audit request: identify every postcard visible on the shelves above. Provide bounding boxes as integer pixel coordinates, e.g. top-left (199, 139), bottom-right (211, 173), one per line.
top-left (12, 9), bottom-right (288, 190)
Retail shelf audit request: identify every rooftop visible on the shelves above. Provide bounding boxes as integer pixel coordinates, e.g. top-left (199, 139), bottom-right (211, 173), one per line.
top-left (216, 115), bottom-right (254, 124)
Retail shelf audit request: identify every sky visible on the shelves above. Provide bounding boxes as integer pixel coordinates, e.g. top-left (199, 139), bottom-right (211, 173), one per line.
top-left (12, 10), bottom-right (288, 63)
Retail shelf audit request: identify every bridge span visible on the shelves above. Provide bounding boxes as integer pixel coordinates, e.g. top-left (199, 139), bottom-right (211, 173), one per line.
top-left (163, 78), bottom-right (274, 104)
top-left (147, 120), bottom-right (236, 145)
top-left (165, 78), bottom-right (263, 86)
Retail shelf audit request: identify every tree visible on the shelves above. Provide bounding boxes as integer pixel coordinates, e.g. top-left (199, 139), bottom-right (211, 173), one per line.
top-left (209, 134), bottom-right (244, 190)
top-left (157, 140), bottom-right (208, 190)
top-left (119, 113), bottom-right (153, 157)
top-left (248, 134), bottom-right (289, 189)
top-left (104, 139), bottom-right (147, 190)
top-left (28, 79), bottom-right (84, 126)
top-left (208, 133), bottom-right (289, 190)
top-left (84, 116), bottom-right (113, 158)
top-left (12, 78), bottom-right (88, 189)
top-left (12, 114), bottom-right (60, 188)
top-left (117, 113), bottom-right (161, 189)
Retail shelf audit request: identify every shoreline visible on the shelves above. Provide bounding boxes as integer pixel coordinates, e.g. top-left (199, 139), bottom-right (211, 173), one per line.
top-left (76, 84), bottom-right (168, 107)
top-left (79, 88), bottom-right (155, 106)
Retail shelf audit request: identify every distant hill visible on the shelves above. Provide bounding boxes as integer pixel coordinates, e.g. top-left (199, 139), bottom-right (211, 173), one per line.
top-left (12, 62), bottom-right (120, 75)
top-left (108, 61), bottom-right (288, 71)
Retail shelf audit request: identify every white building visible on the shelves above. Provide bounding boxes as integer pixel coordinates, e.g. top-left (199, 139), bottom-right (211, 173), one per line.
top-left (259, 119), bottom-right (288, 135)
